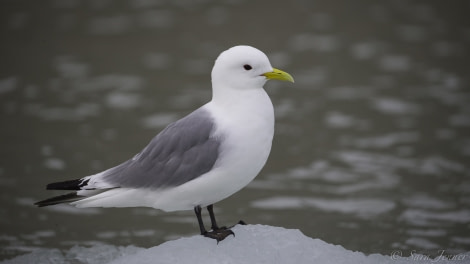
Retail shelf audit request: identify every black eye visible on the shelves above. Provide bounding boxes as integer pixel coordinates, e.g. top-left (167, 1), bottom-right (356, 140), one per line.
top-left (243, 64), bottom-right (252, 71)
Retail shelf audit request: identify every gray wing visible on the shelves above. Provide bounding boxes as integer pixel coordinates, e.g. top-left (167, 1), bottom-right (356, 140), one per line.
top-left (100, 107), bottom-right (221, 189)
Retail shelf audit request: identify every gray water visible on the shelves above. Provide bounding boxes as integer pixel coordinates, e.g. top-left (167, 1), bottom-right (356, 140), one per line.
top-left (1, 0), bottom-right (469, 260)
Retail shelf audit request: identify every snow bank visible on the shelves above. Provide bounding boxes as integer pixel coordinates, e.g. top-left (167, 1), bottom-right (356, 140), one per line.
top-left (3, 225), bottom-right (469, 264)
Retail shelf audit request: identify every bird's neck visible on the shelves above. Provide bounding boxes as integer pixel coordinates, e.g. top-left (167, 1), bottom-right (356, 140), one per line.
top-left (211, 86), bottom-right (272, 114)
top-left (207, 87), bottom-right (274, 134)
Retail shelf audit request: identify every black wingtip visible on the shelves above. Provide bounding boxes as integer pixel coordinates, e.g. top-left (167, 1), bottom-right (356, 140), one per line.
top-left (46, 179), bottom-right (88, 190)
top-left (34, 192), bottom-right (84, 207)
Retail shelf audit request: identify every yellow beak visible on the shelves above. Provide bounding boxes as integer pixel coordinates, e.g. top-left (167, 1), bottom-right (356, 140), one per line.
top-left (262, 68), bottom-right (295, 83)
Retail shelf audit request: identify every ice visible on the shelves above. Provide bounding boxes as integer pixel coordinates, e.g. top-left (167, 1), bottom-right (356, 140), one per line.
top-left (1, 244), bottom-right (142, 264)
top-left (2, 225), bottom-right (469, 264)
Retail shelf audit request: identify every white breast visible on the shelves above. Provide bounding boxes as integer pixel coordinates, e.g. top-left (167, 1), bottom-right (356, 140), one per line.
top-left (210, 88), bottom-right (275, 191)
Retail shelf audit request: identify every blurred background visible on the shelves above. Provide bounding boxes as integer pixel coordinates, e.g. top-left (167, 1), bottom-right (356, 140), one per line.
top-left (1, 0), bottom-right (469, 260)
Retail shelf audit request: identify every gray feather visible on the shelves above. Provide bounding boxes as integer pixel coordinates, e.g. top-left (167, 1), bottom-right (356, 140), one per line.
top-left (101, 107), bottom-right (221, 189)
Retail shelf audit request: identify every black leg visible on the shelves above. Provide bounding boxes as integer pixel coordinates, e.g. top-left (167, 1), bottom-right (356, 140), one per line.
top-left (193, 204), bottom-right (234, 243)
top-left (207, 204), bottom-right (220, 230)
top-left (194, 205), bottom-right (207, 235)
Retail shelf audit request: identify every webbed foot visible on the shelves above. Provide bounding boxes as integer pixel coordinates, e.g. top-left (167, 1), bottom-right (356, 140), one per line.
top-left (203, 228), bottom-right (235, 243)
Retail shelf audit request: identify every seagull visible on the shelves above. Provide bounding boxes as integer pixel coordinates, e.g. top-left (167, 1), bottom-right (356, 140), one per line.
top-left (35, 45), bottom-right (294, 242)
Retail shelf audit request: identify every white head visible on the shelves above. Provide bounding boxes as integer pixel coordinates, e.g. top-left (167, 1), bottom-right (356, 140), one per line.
top-left (211, 46), bottom-right (294, 93)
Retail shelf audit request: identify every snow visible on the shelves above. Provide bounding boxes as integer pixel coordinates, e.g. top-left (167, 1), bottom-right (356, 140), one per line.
top-left (2, 225), bottom-right (469, 264)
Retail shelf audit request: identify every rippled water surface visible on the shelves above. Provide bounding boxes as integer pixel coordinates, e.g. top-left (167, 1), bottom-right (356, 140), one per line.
top-left (1, 0), bottom-right (469, 260)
